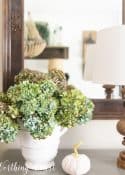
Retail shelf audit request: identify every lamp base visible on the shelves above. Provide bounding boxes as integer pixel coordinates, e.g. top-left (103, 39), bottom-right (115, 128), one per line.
top-left (116, 119), bottom-right (125, 169)
top-left (103, 84), bottom-right (115, 99)
top-left (117, 151), bottom-right (125, 169)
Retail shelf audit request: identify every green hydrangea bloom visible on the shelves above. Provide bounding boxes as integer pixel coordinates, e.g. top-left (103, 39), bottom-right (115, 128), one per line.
top-left (0, 92), bottom-right (9, 103)
top-left (0, 115), bottom-right (18, 143)
top-left (6, 80), bottom-right (59, 139)
top-left (55, 88), bottom-right (94, 128)
top-left (40, 80), bottom-right (57, 96)
top-left (7, 81), bottom-right (41, 103)
top-left (0, 69), bottom-right (94, 143)
top-left (23, 114), bottom-right (56, 139)
top-left (14, 69), bottom-right (47, 84)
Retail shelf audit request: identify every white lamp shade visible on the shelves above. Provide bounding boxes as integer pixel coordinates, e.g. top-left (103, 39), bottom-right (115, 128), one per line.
top-left (84, 44), bottom-right (96, 81)
top-left (93, 25), bottom-right (125, 85)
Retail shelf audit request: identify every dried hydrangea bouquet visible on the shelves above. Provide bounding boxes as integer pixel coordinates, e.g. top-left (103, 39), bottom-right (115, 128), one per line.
top-left (0, 69), bottom-right (94, 170)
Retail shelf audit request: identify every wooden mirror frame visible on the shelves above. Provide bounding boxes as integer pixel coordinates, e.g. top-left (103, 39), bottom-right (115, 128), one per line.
top-left (3, 0), bottom-right (125, 119)
top-left (2, 0), bottom-right (24, 92)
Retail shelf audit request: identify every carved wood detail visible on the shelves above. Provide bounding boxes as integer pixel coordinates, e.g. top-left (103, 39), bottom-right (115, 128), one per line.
top-left (103, 85), bottom-right (115, 100)
top-left (11, 12), bottom-right (22, 31)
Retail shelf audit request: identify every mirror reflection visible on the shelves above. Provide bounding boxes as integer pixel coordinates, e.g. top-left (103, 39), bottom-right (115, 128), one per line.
top-left (24, 0), bottom-right (122, 99)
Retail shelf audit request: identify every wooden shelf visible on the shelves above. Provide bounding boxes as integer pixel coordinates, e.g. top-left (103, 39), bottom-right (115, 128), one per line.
top-left (25, 46), bottom-right (69, 59)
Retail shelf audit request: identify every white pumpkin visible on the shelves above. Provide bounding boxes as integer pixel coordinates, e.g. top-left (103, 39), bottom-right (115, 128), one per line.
top-left (62, 142), bottom-right (90, 175)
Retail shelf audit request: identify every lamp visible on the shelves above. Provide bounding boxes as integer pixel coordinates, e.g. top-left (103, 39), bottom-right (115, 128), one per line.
top-left (84, 44), bottom-right (115, 99)
top-left (88, 25), bottom-right (125, 169)
top-left (92, 26), bottom-right (125, 85)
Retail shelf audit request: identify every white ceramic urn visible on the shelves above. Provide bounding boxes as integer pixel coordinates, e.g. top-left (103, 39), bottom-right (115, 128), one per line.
top-left (20, 127), bottom-right (67, 170)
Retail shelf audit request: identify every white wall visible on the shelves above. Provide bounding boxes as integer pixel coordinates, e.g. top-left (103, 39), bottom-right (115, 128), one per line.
top-left (0, 120), bottom-right (124, 151)
top-left (0, 0), bottom-right (124, 151)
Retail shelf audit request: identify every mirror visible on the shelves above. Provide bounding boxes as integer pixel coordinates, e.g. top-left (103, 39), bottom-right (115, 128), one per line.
top-left (3, 0), bottom-right (125, 119)
top-left (24, 0), bottom-right (122, 99)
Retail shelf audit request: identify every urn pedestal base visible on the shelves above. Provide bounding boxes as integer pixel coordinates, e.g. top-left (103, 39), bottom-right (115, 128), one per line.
top-left (20, 127), bottom-right (67, 171)
top-left (25, 161), bottom-right (55, 170)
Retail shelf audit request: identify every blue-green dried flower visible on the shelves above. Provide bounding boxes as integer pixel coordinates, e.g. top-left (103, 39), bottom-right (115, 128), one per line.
top-left (23, 114), bottom-right (56, 139)
top-left (40, 80), bottom-right (57, 96)
top-left (36, 95), bottom-right (58, 118)
top-left (0, 102), bottom-right (20, 119)
top-left (0, 115), bottom-right (18, 143)
top-left (14, 69), bottom-right (47, 84)
top-left (19, 98), bottom-right (38, 116)
top-left (7, 81), bottom-right (41, 103)
top-left (55, 88), bottom-right (94, 128)
top-left (6, 79), bottom-right (59, 139)
top-left (0, 69), bottom-right (94, 143)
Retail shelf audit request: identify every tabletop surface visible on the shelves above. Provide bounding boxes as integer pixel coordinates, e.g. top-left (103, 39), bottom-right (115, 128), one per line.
top-left (0, 149), bottom-right (125, 175)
